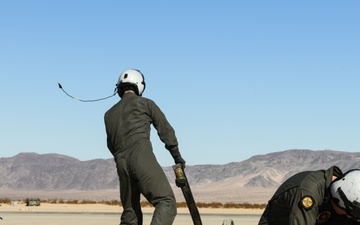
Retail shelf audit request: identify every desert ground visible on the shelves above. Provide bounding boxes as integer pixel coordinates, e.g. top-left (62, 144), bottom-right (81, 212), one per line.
top-left (0, 202), bottom-right (263, 225)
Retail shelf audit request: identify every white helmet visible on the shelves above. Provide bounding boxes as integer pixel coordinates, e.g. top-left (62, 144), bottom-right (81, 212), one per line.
top-left (330, 169), bottom-right (360, 221)
top-left (116, 69), bottom-right (146, 97)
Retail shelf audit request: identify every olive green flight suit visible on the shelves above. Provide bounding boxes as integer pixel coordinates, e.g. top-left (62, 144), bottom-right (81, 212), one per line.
top-left (104, 92), bottom-right (179, 225)
top-left (258, 166), bottom-right (360, 225)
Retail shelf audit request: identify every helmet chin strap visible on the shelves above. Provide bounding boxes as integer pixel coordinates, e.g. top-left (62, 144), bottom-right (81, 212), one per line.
top-left (58, 83), bottom-right (117, 102)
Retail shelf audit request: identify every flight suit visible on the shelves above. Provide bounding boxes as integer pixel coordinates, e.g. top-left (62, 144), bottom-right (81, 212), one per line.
top-left (104, 92), bottom-right (179, 225)
top-left (258, 166), bottom-right (360, 225)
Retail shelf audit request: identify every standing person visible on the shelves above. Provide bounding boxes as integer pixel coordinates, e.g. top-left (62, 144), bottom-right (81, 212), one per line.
top-left (104, 69), bottom-right (186, 225)
top-left (258, 166), bottom-right (360, 225)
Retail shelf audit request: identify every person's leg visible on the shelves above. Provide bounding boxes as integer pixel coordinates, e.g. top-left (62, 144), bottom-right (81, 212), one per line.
top-left (114, 154), bottom-right (142, 225)
top-left (130, 140), bottom-right (177, 225)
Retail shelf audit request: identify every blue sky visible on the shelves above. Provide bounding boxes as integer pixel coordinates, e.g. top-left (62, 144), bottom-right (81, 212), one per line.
top-left (1, 1), bottom-right (359, 166)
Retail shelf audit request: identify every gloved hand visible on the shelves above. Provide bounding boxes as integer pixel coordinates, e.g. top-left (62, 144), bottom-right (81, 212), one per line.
top-left (170, 149), bottom-right (186, 168)
top-left (175, 155), bottom-right (186, 169)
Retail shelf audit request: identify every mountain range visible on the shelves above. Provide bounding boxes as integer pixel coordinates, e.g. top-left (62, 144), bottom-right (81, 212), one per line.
top-left (1, 149), bottom-right (359, 203)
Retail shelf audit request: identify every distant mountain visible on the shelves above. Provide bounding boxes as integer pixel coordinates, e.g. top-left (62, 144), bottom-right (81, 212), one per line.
top-left (183, 149), bottom-right (360, 187)
top-left (1, 149), bottom-right (359, 203)
top-left (0, 153), bottom-right (118, 190)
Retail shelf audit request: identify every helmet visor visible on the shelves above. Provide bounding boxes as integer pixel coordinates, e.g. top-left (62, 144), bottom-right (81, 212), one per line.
top-left (338, 187), bottom-right (360, 221)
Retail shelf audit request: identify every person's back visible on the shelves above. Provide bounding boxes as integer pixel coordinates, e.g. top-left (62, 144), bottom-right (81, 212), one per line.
top-left (105, 92), bottom-right (153, 155)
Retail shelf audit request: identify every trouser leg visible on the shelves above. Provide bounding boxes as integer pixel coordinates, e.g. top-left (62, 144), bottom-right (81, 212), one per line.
top-left (150, 197), bottom-right (177, 225)
top-left (130, 140), bottom-right (177, 225)
top-left (115, 154), bottom-right (143, 225)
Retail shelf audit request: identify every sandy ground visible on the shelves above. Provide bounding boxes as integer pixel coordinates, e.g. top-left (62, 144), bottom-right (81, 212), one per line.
top-left (0, 203), bottom-right (263, 225)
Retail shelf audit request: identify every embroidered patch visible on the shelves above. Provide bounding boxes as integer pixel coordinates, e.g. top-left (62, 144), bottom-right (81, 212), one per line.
top-left (316, 211), bottom-right (331, 223)
top-left (301, 196), bottom-right (314, 210)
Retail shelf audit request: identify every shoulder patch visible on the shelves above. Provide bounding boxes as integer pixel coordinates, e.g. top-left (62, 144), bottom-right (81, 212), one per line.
top-left (301, 196), bottom-right (314, 210)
